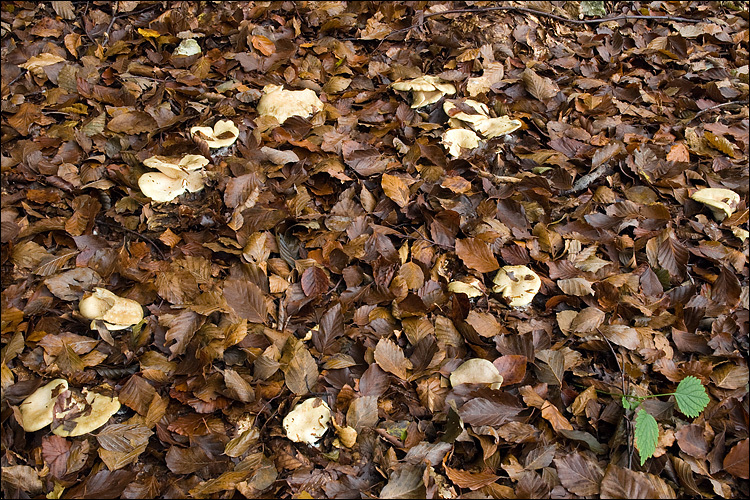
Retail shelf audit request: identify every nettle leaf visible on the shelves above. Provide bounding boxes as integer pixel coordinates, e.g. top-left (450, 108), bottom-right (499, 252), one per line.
top-left (673, 376), bottom-right (709, 418)
top-left (634, 409), bottom-right (658, 466)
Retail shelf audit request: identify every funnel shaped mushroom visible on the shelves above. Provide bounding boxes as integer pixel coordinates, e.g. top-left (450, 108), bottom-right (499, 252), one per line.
top-left (257, 85), bottom-right (324, 124)
top-left (442, 128), bottom-right (480, 158)
top-left (52, 389), bottom-right (120, 437)
top-left (139, 154), bottom-right (208, 203)
top-left (17, 379), bottom-right (69, 432)
top-left (190, 120), bottom-right (239, 148)
top-left (450, 359), bottom-right (504, 389)
top-left (690, 188), bottom-right (740, 221)
top-left (391, 75), bottom-right (456, 108)
top-left (283, 398), bottom-right (331, 446)
top-left (79, 287), bottom-right (143, 330)
top-left (492, 265), bottom-right (541, 307)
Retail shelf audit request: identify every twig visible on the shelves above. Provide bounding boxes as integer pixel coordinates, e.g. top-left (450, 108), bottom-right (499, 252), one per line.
top-left (377, 5), bottom-right (704, 41)
top-left (95, 218), bottom-right (166, 260)
top-left (559, 164), bottom-right (614, 196)
top-left (103, 3), bottom-right (162, 46)
top-left (476, 170), bottom-right (522, 184)
top-left (686, 100), bottom-right (746, 123)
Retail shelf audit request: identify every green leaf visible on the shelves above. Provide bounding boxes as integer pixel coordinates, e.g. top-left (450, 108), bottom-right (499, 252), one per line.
top-left (674, 376), bottom-right (710, 418)
top-left (621, 396), bottom-right (632, 411)
top-left (634, 409), bottom-right (658, 466)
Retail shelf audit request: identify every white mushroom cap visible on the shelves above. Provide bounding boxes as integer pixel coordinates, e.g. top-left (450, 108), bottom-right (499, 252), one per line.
top-left (282, 398), bottom-right (331, 446)
top-left (474, 116), bottom-right (523, 139)
top-left (443, 100), bottom-right (490, 124)
top-left (442, 128), bottom-right (480, 158)
top-left (257, 85), bottom-right (324, 124)
top-left (79, 287), bottom-right (143, 330)
top-left (173, 38), bottom-right (201, 57)
top-left (492, 265), bottom-right (541, 307)
top-left (447, 277), bottom-right (486, 298)
top-left (52, 389), bottom-right (120, 437)
top-left (391, 76), bottom-right (456, 109)
top-left (450, 359), bottom-right (504, 388)
top-left (690, 188), bottom-right (741, 221)
top-left (190, 120), bottom-right (240, 148)
top-left (143, 155), bottom-right (208, 176)
top-left (17, 379), bottom-right (69, 432)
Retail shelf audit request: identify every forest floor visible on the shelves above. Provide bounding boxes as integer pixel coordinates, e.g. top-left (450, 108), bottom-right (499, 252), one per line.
top-left (1, 1), bottom-right (748, 498)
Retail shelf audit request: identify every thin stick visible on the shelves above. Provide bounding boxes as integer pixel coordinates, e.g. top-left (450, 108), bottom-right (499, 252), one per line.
top-left (377, 5), bottom-right (704, 41)
top-left (687, 100), bottom-right (746, 122)
top-left (95, 218), bottom-right (166, 260)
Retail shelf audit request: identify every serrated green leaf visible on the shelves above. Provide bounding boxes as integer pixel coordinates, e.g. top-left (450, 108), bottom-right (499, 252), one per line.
top-left (674, 376), bottom-right (709, 418)
top-left (634, 409), bottom-right (658, 466)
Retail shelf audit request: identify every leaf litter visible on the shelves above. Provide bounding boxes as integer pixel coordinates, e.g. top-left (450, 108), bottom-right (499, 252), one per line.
top-left (0, 1), bottom-right (748, 498)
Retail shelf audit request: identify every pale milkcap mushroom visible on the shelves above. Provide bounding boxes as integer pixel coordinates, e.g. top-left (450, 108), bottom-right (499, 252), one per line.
top-left (52, 388), bottom-right (120, 437)
top-left (139, 154), bottom-right (208, 203)
top-left (190, 119), bottom-right (239, 148)
top-left (442, 128), bottom-right (480, 158)
top-left (282, 398), bottom-right (331, 446)
top-left (79, 287), bottom-right (143, 330)
top-left (450, 359), bottom-right (504, 389)
top-left (16, 379), bottom-right (69, 432)
top-left (690, 188), bottom-right (741, 221)
top-left (391, 75), bottom-right (456, 108)
top-left (256, 84), bottom-right (324, 124)
top-left (492, 265), bottom-right (542, 307)
top-left (443, 100), bottom-right (523, 139)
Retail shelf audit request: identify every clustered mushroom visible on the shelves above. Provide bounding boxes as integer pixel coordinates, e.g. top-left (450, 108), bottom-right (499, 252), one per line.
top-left (138, 154), bottom-right (209, 203)
top-left (15, 379), bottom-right (120, 436)
top-left (391, 75), bottom-right (457, 108)
top-left (190, 119), bottom-right (240, 149)
top-left (442, 99), bottom-right (522, 158)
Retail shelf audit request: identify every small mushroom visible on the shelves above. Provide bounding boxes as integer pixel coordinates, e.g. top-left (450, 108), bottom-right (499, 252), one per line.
top-left (391, 76), bottom-right (456, 108)
top-left (139, 154), bottom-right (208, 203)
top-left (190, 120), bottom-right (239, 148)
top-left (443, 100), bottom-right (523, 139)
top-left (52, 389), bottom-right (120, 437)
top-left (492, 265), bottom-right (541, 307)
top-left (690, 188), bottom-right (741, 221)
top-left (16, 379), bottom-right (69, 432)
top-left (450, 359), bottom-right (504, 389)
top-left (173, 38), bottom-right (201, 57)
top-left (256, 85), bottom-right (324, 124)
top-left (282, 398), bottom-right (331, 446)
top-left (447, 277), bottom-right (486, 298)
top-left (442, 128), bottom-right (480, 158)
top-left (79, 287), bottom-right (143, 330)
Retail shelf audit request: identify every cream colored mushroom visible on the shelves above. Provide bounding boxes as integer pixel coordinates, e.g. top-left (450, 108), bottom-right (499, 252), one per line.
top-left (257, 85), bottom-right (324, 124)
top-left (474, 116), bottom-right (523, 139)
top-left (492, 265), bottom-right (541, 307)
top-left (190, 120), bottom-right (240, 148)
top-left (443, 100), bottom-right (523, 139)
top-left (450, 359), bottom-right (504, 389)
top-left (447, 277), bottom-right (486, 298)
top-left (139, 154), bottom-right (208, 203)
top-left (173, 38), bottom-right (201, 57)
top-left (52, 389), bottom-right (120, 437)
top-left (16, 379), bottom-right (69, 432)
top-left (690, 188), bottom-right (741, 221)
top-left (282, 398), bottom-right (331, 446)
top-left (391, 76), bottom-right (456, 108)
top-left (442, 128), bottom-right (480, 158)
top-left (79, 287), bottom-right (143, 330)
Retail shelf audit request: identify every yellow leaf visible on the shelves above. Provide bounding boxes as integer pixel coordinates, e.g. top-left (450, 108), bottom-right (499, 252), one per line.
top-left (381, 173), bottom-right (410, 208)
